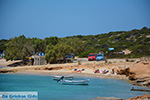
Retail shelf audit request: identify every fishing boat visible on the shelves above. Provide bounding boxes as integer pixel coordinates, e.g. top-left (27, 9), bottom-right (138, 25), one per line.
top-left (61, 79), bottom-right (89, 85)
top-left (52, 75), bottom-right (74, 80)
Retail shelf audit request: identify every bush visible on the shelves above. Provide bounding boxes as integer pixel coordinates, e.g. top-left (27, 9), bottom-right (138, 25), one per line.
top-left (78, 50), bottom-right (95, 58)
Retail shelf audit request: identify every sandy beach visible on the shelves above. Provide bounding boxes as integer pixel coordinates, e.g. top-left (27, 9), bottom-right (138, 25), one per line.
top-left (0, 58), bottom-right (150, 81)
top-left (0, 58), bottom-right (130, 79)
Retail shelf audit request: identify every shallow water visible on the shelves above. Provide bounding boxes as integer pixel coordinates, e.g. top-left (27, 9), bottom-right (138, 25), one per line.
top-left (0, 73), bottom-right (149, 100)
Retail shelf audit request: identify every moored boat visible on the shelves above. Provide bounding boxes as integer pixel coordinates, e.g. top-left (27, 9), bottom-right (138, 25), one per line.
top-left (61, 79), bottom-right (89, 85)
top-left (52, 75), bottom-right (74, 80)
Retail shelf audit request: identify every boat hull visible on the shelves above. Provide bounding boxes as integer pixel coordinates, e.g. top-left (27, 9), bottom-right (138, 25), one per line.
top-left (61, 79), bottom-right (89, 85)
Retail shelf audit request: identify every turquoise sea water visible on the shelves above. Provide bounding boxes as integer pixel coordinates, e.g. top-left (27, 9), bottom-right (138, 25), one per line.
top-left (0, 73), bottom-right (149, 100)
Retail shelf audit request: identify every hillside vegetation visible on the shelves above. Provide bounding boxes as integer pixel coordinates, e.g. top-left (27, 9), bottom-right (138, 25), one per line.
top-left (0, 27), bottom-right (150, 62)
top-left (65, 27), bottom-right (150, 58)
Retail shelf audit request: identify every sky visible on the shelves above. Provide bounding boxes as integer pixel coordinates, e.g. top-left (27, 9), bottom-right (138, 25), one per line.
top-left (0, 0), bottom-right (150, 39)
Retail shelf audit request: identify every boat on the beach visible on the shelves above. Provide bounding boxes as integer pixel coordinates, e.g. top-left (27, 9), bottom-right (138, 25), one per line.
top-left (61, 79), bottom-right (89, 85)
top-left (52, 75), bottom-right (74, 80)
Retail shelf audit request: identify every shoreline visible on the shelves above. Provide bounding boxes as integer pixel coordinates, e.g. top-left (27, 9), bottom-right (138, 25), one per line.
top-left (1, 68), bottom-right (149, 100)
top-left (0, 67), bottom-right (128, 81)
top-left (0, 62), bottom-right (128, 80)
top-left (0, 58), bottom-right (150, 86)
top-left (1, 71), bottom-right (149, 100)
top-left (13, 70), bottom-right (128, 80)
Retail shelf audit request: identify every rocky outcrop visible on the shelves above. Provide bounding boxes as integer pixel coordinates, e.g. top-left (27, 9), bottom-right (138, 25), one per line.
top-left (128, 94), bottom-right (150, 100)
top-left (90, 96), bottom-right (125, 100)
top-left (0, 69), bottom-right (15, 73)
top-left (117, 68), bottom-right (136, 80)
top-left (117, 68), bottom-right (150, 86)
top-left (135, 57), bottom-right (150, 65)
top-left (44, 67), bottom-right (62, 70)
top-left (131, 77), bottom-right (150, 87)
top-left (117, 57), bottom-right (150, 87)
top-left (91, 94), bottom-right (150, 100)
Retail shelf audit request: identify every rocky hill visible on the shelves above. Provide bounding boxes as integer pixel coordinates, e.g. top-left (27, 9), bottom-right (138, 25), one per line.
top-left (65, 27), bottom-right (150, 58)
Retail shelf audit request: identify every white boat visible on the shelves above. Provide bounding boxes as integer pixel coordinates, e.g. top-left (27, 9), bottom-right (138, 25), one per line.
top-left (52, 75), bottom-right (74, 80)
top-left (61, 79), bottom-right (89, 85)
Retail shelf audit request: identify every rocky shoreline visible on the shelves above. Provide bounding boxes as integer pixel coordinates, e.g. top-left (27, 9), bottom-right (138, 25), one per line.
top-left (91, 96), bottom-right (125, 100)
top-left (91, 94), bottom-right (150, 100)
top-left (116, 57), bottom-right (150, 87)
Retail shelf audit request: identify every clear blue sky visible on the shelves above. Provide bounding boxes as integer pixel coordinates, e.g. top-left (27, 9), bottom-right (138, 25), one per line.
top-left (0, 0), bottom-right (150, 39)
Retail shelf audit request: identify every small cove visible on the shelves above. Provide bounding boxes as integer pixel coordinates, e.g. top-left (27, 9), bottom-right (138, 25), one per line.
top-left (0, 73), bottom-right (149, 100)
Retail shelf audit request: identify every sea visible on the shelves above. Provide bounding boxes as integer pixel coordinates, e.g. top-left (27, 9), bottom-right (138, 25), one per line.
top-left (0, 72), bottom-right (149, 100)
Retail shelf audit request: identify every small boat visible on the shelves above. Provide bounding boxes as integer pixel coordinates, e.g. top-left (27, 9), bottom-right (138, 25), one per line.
top-left (52, 75), bottom-right (74, 80)
top-left (61, 79), bottom-right (89, 85)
